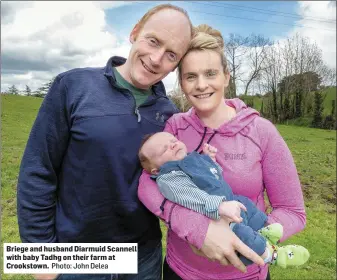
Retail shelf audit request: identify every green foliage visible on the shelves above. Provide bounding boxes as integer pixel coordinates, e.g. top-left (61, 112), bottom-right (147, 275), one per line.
top-left (25, 85), bottom-right (31, 96)
top-left (7, 85), bottom-right (19, 95)
top-left (322, 100), bottom-right (336, 130)
top-left (284, 95), bottom-right (292, 120)
top-left (278, 71), bottom-right (322, 94)
top-left (312, 91), bottom-right (324, 128)
top-left (255, 87), bottom-right (336, 129)
top-left (238, 95), bottom-right (254, 108)
top-left (36, 77), bottom-right (56, 98)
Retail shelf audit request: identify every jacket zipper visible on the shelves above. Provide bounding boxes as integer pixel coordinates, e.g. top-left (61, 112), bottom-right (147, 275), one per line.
top-left (135, 95), bottom-right (166, 123)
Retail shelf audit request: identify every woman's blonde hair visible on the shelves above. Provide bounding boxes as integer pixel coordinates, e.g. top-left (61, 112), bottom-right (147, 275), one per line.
top-left (177, 24), bottom-right (229, 85)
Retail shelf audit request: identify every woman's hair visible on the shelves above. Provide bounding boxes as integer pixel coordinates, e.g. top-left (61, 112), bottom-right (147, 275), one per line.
top-left (177, 24), bottom-right (229, 85)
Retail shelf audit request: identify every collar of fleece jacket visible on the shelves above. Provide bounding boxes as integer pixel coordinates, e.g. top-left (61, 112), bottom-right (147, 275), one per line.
top-left (183, 98), bottom-right (260, 137)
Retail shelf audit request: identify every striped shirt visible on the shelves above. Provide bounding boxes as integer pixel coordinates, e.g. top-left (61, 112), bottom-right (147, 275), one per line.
top-left (157, 170), bottom-right (226, 220)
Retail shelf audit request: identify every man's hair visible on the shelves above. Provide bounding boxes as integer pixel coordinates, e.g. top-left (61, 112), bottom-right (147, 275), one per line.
top-left (138, 133), bottom-right (155, 173)
top-left (177, 24), bottom-right (229, 87)
top-left (136, 4), bottom-right (193, 38)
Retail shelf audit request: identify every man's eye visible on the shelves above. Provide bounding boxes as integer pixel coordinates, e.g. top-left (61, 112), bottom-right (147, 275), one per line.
top-left (167, 52), bottom-right (177, 62)
top-left (148, 38), bottom-right (158, 46)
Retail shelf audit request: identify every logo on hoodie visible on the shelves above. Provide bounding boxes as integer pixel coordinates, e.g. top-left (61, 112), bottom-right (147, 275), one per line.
top-left (224, 153), bottom-right (247, 160)
top-left (155, 112), bottom-right (166, 123)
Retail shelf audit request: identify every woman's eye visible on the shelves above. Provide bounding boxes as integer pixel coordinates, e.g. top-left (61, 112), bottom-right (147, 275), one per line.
top-left (206, 71), bottom-right (217, 77)
top-left (186, 75), bottom-right (196, 81)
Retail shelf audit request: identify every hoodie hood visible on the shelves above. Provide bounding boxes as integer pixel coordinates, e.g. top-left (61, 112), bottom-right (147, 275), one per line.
top-left (182, 98), bottom-right (260, 137)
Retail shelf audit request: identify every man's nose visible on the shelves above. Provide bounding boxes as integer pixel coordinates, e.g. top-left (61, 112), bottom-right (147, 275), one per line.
top-left (150, 49), bottom-right (165, 66)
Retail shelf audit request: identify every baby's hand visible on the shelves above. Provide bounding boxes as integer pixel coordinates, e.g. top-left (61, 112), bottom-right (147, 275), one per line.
top-left (203, 143), bottom-right (217, 162)
top-left (218, 201), bottom-right (247, 223)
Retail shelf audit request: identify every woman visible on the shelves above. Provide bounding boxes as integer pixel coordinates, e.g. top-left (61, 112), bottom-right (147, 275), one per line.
top-left (138, 24), bottom-right (306, 280)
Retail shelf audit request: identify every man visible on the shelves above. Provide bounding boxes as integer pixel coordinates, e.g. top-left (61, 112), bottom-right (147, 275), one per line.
top-left (17, 4), bottom-right (191, 280)
top-left (18, 4), bottom-right (263, 280)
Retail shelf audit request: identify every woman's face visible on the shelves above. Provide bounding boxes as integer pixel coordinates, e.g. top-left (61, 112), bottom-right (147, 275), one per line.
top-left (180, 50), bottom-right (230, 115)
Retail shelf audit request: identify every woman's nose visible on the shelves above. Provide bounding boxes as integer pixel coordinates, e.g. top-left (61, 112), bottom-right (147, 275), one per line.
top-left (196, 77), bottom-right (208, 91)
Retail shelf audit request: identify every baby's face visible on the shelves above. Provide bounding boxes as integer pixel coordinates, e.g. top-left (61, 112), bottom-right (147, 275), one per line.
top-left (143, 132), bottom-right (188, 170)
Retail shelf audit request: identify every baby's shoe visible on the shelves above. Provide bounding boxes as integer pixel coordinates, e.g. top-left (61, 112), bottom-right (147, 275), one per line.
top-left (258, 223), bottom-right (283, 245)
top-left (272, 244), bottom-right (310, 268)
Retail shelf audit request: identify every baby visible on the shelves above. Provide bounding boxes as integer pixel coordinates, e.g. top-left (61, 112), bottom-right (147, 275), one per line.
top-left (138, 132), bottom-right (310, 268)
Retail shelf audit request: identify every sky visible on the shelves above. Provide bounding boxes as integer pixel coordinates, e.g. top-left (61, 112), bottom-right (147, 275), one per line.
top-left (1, 1), bottom-right (336, 94)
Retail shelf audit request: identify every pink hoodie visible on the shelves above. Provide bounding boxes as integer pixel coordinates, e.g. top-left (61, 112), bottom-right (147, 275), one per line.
top-left (138, 98), bottom-right (306, 280)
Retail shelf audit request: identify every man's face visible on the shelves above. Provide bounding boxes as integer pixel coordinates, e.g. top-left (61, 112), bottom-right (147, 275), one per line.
top-left (126, 9), bottom-right (191, 89)
top-left (142, 132), bottom-right (188, 173)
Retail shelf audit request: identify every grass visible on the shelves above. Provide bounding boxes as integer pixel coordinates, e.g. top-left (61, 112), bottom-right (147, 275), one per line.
top-left (1, 94), bottom-right (336, 280)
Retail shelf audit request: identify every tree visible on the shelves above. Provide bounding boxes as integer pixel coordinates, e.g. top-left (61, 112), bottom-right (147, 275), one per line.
top-left (260, 41), bottom-right (282, 121)
top-left (224, 33), bottom-right (249, 97)
top-left (283, 95), bottom-right (291, 121)
top-left (311, 91), bottom-right (324, 128)
top-left (278, 72), bottom-right (322, 94)
top-left (25, 85), bottom-right (32, 96)
top-left (260, 99), bottom-right (264, 116)
top-left (243, 34), bottom-right (271, 95)
top-left (322, 100), bottom-right (336, 130)
top-left (36, 77), bottom-right (56, 98)
top-left (7, 85), bottom-right (19, 95)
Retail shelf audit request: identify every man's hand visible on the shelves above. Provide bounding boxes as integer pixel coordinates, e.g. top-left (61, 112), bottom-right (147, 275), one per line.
top-left (218, 201), bottom-right (247, 223)
top-left (202, 143), bottom-right (217, 162)
top-left (199, 218), bottom-right (264, 273)
top-left (33, 274), bottom-right (59, 280)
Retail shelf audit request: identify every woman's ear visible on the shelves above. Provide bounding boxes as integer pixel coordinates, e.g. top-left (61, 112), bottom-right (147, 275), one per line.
top-left (224, 72), bottom-right (231, 88)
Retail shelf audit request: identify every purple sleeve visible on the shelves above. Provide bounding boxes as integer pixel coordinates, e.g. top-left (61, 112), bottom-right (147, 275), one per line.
top-left (138, 119), bottom-right (210, 249)
top-left (260, 120), bottom-right (306, 241)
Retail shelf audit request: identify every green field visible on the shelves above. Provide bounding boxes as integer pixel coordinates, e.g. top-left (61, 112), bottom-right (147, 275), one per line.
top-left (1, 94), bottom-right (336, 280)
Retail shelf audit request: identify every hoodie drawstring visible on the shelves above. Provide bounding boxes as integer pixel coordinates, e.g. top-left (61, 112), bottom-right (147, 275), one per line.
top-left (194, 127), bottom-right (207, 152)
top-left (207, 131), bottom-right (217, 144)
top-left (194, 127), bottom-right (218, 154)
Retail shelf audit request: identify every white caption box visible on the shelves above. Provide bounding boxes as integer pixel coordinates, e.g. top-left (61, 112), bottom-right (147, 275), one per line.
top-left (4, 243), bottom-right (138, 274)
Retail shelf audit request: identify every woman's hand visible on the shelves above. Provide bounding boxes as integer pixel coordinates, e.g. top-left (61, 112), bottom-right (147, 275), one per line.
top-left (199, 218), bottom-right (264, 273)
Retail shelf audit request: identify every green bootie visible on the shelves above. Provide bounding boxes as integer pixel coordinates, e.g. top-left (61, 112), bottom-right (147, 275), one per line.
top-left (259, 223), bottom-right (283, 245)
top-left (272, 244), bottom-right (310, 268)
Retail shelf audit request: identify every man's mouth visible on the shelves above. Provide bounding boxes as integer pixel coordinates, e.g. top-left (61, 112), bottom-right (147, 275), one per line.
top-left (141, 60), bottom-right (157, 74)
top-left (193, 93), bottom-right (214, 99)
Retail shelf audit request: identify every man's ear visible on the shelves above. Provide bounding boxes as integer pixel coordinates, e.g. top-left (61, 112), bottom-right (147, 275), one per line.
top-left (130, 23), bottom-right (140, 44)
top-left (151, 168), bottom-right (159, 175)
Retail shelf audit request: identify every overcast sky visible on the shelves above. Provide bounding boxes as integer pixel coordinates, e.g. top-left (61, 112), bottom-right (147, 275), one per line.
top-left (1, 1), bottom-right (336, 94)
